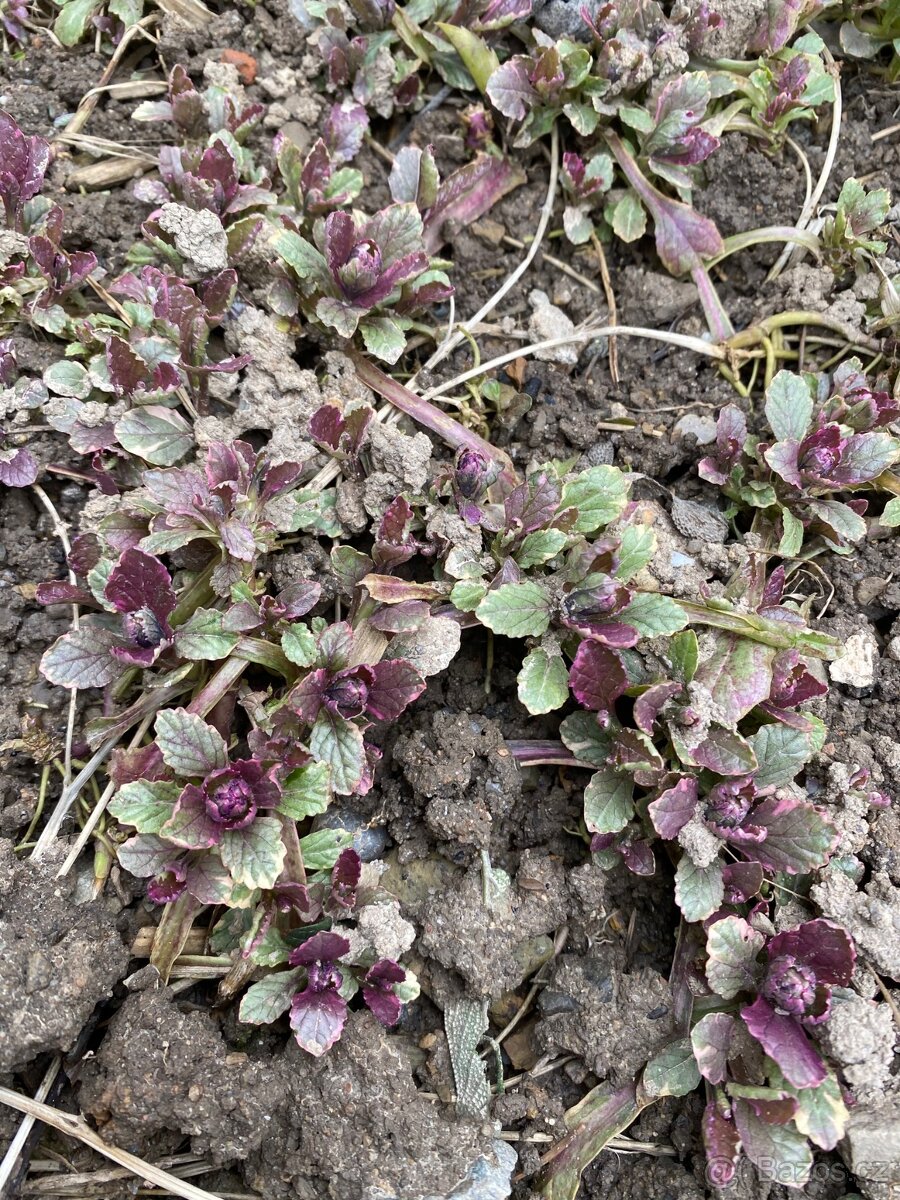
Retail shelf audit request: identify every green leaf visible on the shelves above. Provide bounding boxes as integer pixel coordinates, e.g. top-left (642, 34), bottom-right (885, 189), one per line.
top-left (538, 1082), bottom-right (643, 1200)
top-left (765, 370), bottom-right (813, 442)
top-left (610, 191), bottom-right (647, 243)
top-left (705, 915), bottom-right (765, 999)
top-left (451, 580), bottom-right (487, 612)
top-left (642, 1038), bottom-right (701, 1098)
top-left (39, 626), bottom-right (120, 689)
top-left (277, 761), bottom-right (332, 820)
top-left (43, 359), bottom-right (91, 398)
top-left (155, 708), bottom-right (228, 777)
top-left (108, 0), bottom-right (142, 22)
top-left (583, 768), bottom-right (633, 834)
top-left (772, 1067), bottom-right (848, 1151)
top-left (114, 406), bottom-right (193, 466)
top-left (880, 497), bottom-right (900, 527)
top-left (517, 649), bottom-right (569, 715)
top-left (360, 316), bottom-right (409, 365)
top-left (273, 230), bottom-right (330, 288)
top-left (619, 593), bottom-right (687, 638)
top-left (615, 525), bottom-right (656, 582)
top-left (108, 780), bottom-right (181, 834)
top-left (310, 709), bottom-right (365, 795)
top-left (748, 723), bottom-right (817, 790)
top-left (173, 608), bottom-right (239, 661)
top-left (668, 630), bottom-right (698, 684)
top-left (476, 581), bottom-right (551, 638)
top-left (516, 528), bottom-right (568, 568)
top-left (239, 967), bottom-right (304, 1024)
top-left (732, 1099), bottom-right (812, 1185)
top-left (778, 508), bottom-right (804, 557)
top-left (437, 23), bottom-right (499, 93)
top-left (54, 0), bottom-right (100, 44)
top-left (299, 827), bottom-right (354, 871)
top-left (560, 465), bottom-right (630, 533)
top-left (220, 816), bottom-right (286, 890)
top-left (674, 857), bottom-right (724, 922)
top-left (560, 711), bottom-right (614, 766)
top-left (282, 623), bottom-right (317, 667)
top-left (286, 488), bottom-right (342, 537)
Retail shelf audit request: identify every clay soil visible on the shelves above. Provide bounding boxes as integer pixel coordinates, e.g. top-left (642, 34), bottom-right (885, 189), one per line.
top-left (1, 11), bottom-right (900, 1200)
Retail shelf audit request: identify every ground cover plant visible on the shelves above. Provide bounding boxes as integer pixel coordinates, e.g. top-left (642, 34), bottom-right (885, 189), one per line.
top-left (0, 1), bottom-right (899, 1198)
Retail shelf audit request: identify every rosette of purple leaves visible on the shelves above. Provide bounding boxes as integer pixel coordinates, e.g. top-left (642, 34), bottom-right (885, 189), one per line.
top-left (700, 366), bottom-right (900, 555)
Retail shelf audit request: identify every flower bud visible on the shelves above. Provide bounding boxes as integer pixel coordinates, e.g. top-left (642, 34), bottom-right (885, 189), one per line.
top-left (204, 773), bottom-right (257, 829)
top-left (763, 955), bottom-right (817, 1017)
top-left (122, 606), bottom-right (166, 650)
top-left (324, 671), bottom-right (369, 719)
top-left (454, 447), bottom-right (490, 500)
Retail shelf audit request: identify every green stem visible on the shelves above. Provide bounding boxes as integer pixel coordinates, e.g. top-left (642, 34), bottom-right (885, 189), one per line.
top-left (187, 655), bottom-right (248, 717)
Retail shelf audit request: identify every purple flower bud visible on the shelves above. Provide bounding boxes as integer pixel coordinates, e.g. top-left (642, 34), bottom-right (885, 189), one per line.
top-left (0, 339), bottom-right (16, 386)
top-left (762, 954), bottom-right (818, 1016)
top-left (307, 959), bottom-right (344, 992)
top-left (148, 862), bottom-right (187, 903)
top-left (121, 606), bottom-right (166, 650)
top-left (338, 238), bottom-right (382, 298)
top-left (454, 447), bottom-right (490, 500)
top-left (704, 779), bottom-right (756, 832)
top-left (204, 771), bottom-right (257, 829)
top-left (324, 670), bottom-right (369, 719)
top-left (564, 577), bottom-right (621, 622)
top-left (798, 424), bottom-right (842, 480)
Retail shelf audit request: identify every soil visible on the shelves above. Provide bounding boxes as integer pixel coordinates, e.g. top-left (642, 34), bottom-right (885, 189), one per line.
top-left (1, 9), bottom-right (900, 1200)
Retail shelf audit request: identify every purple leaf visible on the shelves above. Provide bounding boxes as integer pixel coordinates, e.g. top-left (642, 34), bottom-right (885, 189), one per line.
top-left (648, 777), bottom-right (697, 839)
top-left (694, 636), bottom-right (777, 727)
top-left (310, 404), bottom-right (345, 449)
top-left (722, 862), bottom-right (764, 903)
top-left (620, 839), bottom-right (656, 876)
top-left (702, 1102), bottom-right (741, 1188)
top-left (740, 995), bottom-right (826, 1088)
top-left (504, 471), bottom-right (560, 534)
top-left (361, 958), bottom-right (405, 1026)
top-left (764, 439), bottom-right (804, 488)
top-left (36, 581), bottom-right (95, 606)
top-left (324, 101), bottom-right (369, 163)
top-left (750, 795), bottom-right (837, 874)
top-left (633, 682), bottom-right (682, 734)
top-left (107, 336), bottom-right (148, 398)
top-left (766, 919), bottom-right (855, 986)
top-left (160, 783), bottom-right (220, 849)
top-left (367, 659), bottom-right (427, 720)
top-left (0, 445), bottom-right (38, 487)
top-left (289, 986), bottom-right (347, 1056)
top-left (688, 726), bottom-right (758, 776)
top-left (290, 931), bottom-right (351, 966)
top-left (105, 547), bottom-right (177, 621)
top-left (569, 641), bottom-right (627, 713)
top-left (328, 847), bottom-right (361, 911)
top-left (0, 111), bottom-right (51, 229)
top-left (422, 154), bottom-right (525, 254)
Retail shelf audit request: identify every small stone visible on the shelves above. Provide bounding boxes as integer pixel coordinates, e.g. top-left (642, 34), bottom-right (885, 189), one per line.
top-left (670, 497), bottom-right (728, 544)
top-left (829, 630), bottom-right (879, 689)
top-left (673, 413), bottom-right (717, 445)
top-left (886, 637), bottom-right (900, 663)
top-left (156, 203), bottom-right (229, 274)
top-left (421, 1141), bottom-right (517, 1200)
top-left (842, 1105), bottom-right (900, 1199)
top-left (528, 289), bottom-right (578, 366)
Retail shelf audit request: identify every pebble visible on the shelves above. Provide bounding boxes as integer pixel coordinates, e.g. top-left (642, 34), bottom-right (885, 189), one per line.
top-left (673, 413), bottom-right (717, 445)
top-left (528, 289), bottom-right (578, 366)
top-left (311, 806), bottom-right (390, 862)
top-left (829, 630), bottom-right (879, 689)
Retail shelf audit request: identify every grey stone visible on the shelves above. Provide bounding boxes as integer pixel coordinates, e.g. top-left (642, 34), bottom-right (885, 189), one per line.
top-left (157, 203), bottom-right (229, 274)
top-left (670, 497), bottom-right (728, 544)
top-left (673, 413), bottom-right (717, 445)
top-left (842, 1105), bottom-right (900, 1200)
top-left (830, 630), bottom-right (879, 689)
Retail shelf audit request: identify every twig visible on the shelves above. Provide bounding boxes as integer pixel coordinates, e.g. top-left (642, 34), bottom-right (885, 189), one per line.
top-left (30, 734), bottom-right (121, 860)
top-left (0, 1057), bottom-right (62, 1196)
top-left (767, 46), bottom-right (842, 282)
top-left (58, 15), bottom-right (161, 140)
top-left (56, 712), bottom-right (154, 878)
top-left (590, 232), bottom-right (619, 383)
top-left (869, 966), bottom-right (900, 1030)
top-left (416, 123), bottom-right (561, 381)
top-left (500, 236), bottom-right (601, 296)
top-left (420, 323), bottom-right (728, 400)
top-left (31, 485), bottom-right (79, 799)
top-left (0, 1088), bottom-right (239, 1200)
top-left (872, 122), bottom-right (900, 142)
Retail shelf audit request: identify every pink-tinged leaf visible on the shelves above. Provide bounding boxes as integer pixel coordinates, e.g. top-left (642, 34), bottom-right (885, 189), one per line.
top-left (105, 547), bottom-right (177, 620)
top-left (648, 777), bottom-right (697, 839)
top-left (117, 833), bottom-right (176, 879)
top-left (702, 1102), bottom-right (741, 1187)
top-left (184, 853), bottom-right (236, 904)
top-left (694, 636), bottom-right (777, 727)
top-left (324, 210), bottom-right (357, 280)
top-left (40, 624), bottom-right (121, 689)
top-left (740, 995), bottom-right (826, 1088)
top-left (486, 56), bottom-right (537, 119)
top-left (706, 916), bottom-right (766, 1000)
top-left (634, 682), bottom-right (682, 734)
top-left (748, 0), bottom-right (822, 53)
top-left (219, 518), bottom-right (257, 561)
top-left (369, 600), bottom-right (430, 633)
top-left (691, 1013), bottom-right (734, 1084)
top-left (751, 795), bottom-right (837, 874)
top-left (569, 641), bottom-right (627, 713)
top-left (154, 708), bottom-right (228, 778)
top-left (620, 839), bottom-right (655, 876)
top-left (766, 919), bottom-right (855, 985)
top-left (0, 445), bottom-right (38, 487)
top-left (764, 440), bottom-right (803, 487)
top-left (367, 659), bottom-right (427, 721)
top-left (730, 1096), bottom-right (813, 1183)
top-left (160, 783), bottom-right (220, 849)
top-left (291, 668), bottom-right (329, 723)
top-left (422, 154), bottom-right (525, 254)
top-left (730, 1084), bottom-right (798, 1125)
top-left (504, 471), bottom-right (560, 534)
top-left (363, 575), bottom-right (446, 604)
top-left (682, 726), bottom-right (757, 776)
top-left (605, 130), bottom-right (723, 275)
top-left (106, 335), bottom-right (148, 397)
top-left (289, 986), bottom-right (347, 1056)
top-left (68, 532), bottom-right (101, 575)
top-left (324, 101), bottom-right (369, 163)
top-left (310, 708), bottom-right (365, 795)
